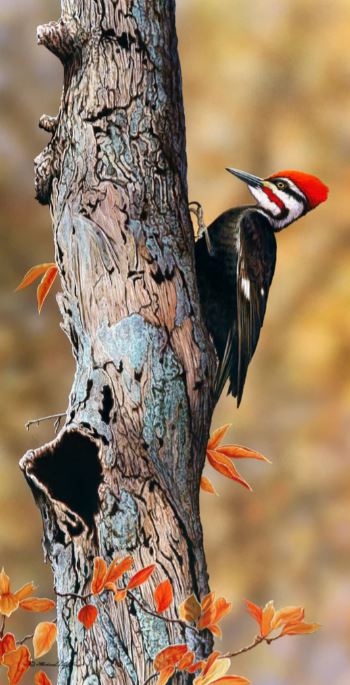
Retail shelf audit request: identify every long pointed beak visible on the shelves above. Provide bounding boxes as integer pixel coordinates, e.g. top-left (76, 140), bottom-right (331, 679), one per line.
top-left (226, 167), bottom-right (264, 188)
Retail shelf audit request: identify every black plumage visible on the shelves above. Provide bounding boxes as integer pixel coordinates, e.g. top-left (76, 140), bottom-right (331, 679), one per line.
top-left (195, 206), bottom-right (276, 406)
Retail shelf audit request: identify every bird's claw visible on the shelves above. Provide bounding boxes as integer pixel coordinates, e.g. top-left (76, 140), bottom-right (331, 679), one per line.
top-left (189, 201), bottom-right (213, 255)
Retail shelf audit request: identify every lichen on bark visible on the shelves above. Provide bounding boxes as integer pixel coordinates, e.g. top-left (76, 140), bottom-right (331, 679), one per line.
top-left (21, 1), bottom-right (216, 683)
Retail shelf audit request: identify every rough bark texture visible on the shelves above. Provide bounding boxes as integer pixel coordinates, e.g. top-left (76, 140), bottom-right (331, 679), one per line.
top-left (21, 2), bottom-right (216, 684)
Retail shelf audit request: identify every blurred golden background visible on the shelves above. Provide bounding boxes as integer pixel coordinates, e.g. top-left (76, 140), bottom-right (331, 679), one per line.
top-left (0, 0), bottom-right (349, 683)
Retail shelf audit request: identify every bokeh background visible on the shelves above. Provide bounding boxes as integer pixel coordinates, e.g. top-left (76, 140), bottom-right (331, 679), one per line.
top-left (0, 0), bottom-right (349, 683)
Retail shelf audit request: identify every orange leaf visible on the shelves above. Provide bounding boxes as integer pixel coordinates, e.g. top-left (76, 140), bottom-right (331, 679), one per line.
top-left (154, 644), bottom-right (188, 671)
top-left (0, 569), bottom-right (10, 594)
top-left (127, 564), bottom-right (156, 590)
top-left (216, 445), bottom-right (271, 463)
top-left (201, 592), bottom-right (215, 613)
top-left (177, 651), bottom-right (195, 671)
top-left (207, 424), bottom-right (232, 450)
top-left (78, 604), bottom-right (98, 629)
top-left (207, 450), bottom-right (252, 492)
top-left (33, 622), bottom-right (57, 659)
top-left (0, 594), bottom-right (19, 618)
top-left (2, 645), bottom-right (31, 685)
top-left (105, 556), bottom-right (133, 584)
top-left (114, 589), bottom-right (127, 602)
top-left (34, 672), bottom-right (53, 685)
top-left (281, 621), bottom-right (321, 636)
top-left (202, 651), bottom-right (221, 676)
top-left (15, 264), bottom-right (56, 292)
top-left (208, 624), bottom-right (222, 638)
top-left (244, 600), bottom-right (262, 626)
top-left (157, 667), bottom-right (175, 685)
top-left (14, 582), bottom-right (36, 602)
top-left (154, 580), bottom-right (173, 614)
top-left (212, 677), bottom-right (251, 685)
top-left (261, 601), bottom-right (275, 638)
top-left (198, 605), bottom-right (217, 630)
top-left (91, 557), bottom-right (108, 595)
top-left (178, 593), bottom-right (201, 622)
top-left (19, 598), bottom-right (55, 613)
top-left (200, 476), bottom-right (219, 496)
top-left (272, 606), bottom-right (304, 629)
top-left (213, 597), bottom-right (232, 624)
top-left (194, 657), bottom-right (231, 685)
top-left (0, 633), bottom-right (16, 659)
top-left (37, 266), bottom-right (58, 313)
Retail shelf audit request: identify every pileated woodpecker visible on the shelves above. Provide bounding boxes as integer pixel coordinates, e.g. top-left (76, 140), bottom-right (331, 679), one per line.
top-left (195, 168), bottom-right (328, 406)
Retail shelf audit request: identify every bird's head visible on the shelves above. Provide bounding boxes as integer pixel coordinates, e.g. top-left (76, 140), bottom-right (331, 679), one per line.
top-left (227, 167), bottom-right (329, 231)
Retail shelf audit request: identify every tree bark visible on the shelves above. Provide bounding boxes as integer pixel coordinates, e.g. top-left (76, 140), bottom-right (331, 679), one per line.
top-left (21, 1), bottom-right (216, 683)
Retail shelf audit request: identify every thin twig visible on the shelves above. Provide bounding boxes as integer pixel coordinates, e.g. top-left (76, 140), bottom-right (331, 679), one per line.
top-left (0, 615), bottom-right (6, 639)
top-left (223, 635), bottom-right (264, 659)
top-left (128, 591), bottom-right (199, 635)
top-left (25, 412), bottom-right (66, 433)
top-left (30, 661), bottom-right (59, 668)
top-left (141, 673), bottom-right (157, 685)
top-left (55, 590), bottom-right (92, 602)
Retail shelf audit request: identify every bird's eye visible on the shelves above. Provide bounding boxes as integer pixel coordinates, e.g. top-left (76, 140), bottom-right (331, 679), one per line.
top-left (276, 181), bottom-right (286, 190)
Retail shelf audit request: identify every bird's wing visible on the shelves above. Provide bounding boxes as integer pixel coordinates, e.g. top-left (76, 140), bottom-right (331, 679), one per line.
top-left (234, 211), bottom-right (276, 405)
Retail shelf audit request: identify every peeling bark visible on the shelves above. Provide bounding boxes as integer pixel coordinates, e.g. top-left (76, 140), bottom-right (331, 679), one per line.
top-left (21, 1), bottom-right (216, 683)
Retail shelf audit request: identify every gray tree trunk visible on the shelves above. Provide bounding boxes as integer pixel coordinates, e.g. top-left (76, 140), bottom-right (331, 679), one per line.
top-left (21, 1), bottom-right (216, 683)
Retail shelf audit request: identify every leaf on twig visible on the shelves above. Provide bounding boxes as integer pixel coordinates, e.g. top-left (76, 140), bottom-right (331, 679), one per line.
top-left (154, 644), bottom-right (188, 671)
top-left (91, 557), bottom-right (108, 595)
top-left (200, 476), bottom-right (219, 495)
top-left (2, 645), bottom-right (31, 685)
top-left (34, 672), bottom-right (53, 685)
top-left (19, 598), bottom-right (55, 613)
top-left (154, 579), bottom-right (173, 613)
top-left (127, 565), bottom-right (156, 590)
top-left (78, 604), bottom-right (98, 629)
top-left (37, 265), bottom-right (58, 313)
top-left (33, 622), bottom-right (57, 659)
top-left (178, 593), bottom-right (201, 623)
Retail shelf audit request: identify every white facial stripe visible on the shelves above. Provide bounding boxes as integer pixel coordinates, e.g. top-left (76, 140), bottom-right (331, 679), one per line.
top-left (248, 185), bottom-right (281, 216)
top-left (241, 277), bottom-right (250, 300)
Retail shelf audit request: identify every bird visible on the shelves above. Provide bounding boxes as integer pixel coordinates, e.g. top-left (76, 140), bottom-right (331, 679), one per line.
top-left (194, 167), bottom-right (329, 406)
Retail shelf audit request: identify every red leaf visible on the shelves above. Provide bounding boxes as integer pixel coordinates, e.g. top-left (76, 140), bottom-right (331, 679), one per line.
top-left (37, 265), bottom-right (58, 313)
top-left (15, 264), bottom-right (56, 292)
top-left (34, 672), bottom-right (53, 685)
top-left (207, 450), bottom-right (252, 491)
top-left (78, 604), bottom-right (98, 629)
top-left (2, 645), bottom-right (31, 684)
top-left (127, 564), bottom-right (156, 590)
top-left (154, 644), bottom-right (188, 671)
top-left (154, 580), bottom-right (173, 613)
top-left (0, 633), bottom-right (16, 659)
top-left (207, 424), bottom-right (232, 450)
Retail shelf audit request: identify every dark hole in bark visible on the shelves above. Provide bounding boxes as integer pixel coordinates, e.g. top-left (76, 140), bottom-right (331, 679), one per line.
top-left (151, 267), bottom-right (165, 285)
top-left (99, 385), bottom-right (114, 424)
top-left (117, 32), bottom-right (135, 50)
top-left (134, 370), bottom-right (142, 382)
top-left (31, 432), bottom-right (102, 529)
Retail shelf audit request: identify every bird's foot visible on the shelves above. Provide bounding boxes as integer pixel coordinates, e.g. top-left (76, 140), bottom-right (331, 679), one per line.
top-left (189, 201), bottom-right (213, 255)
